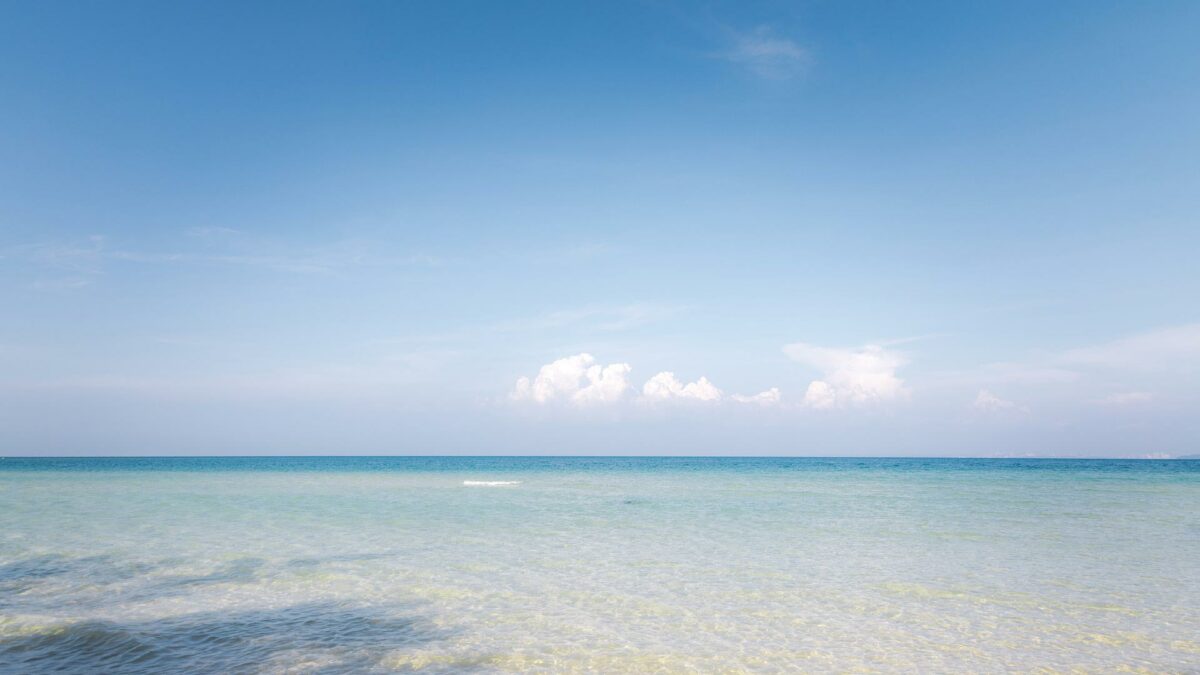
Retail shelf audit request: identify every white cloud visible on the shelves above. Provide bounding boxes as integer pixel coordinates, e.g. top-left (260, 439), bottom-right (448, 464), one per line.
top-left (511, 353), bottom-right (631, 406)
top-left (801, 380), bottom-right (837, 410)
top-left (1098, 391), bottom-right (1155, 406)
top-left (641, 372), bottom-right (722, 403)
top-left (730, 387), bottom-right (782, 406)
top-left (720, 26), bottom-right (809, 80)
top-left (784, 342), bottom-right (908, 409)
top-left (512, 358), bottom-right (782, 409)
top-left (973, 389), bottom-right (1023, 413)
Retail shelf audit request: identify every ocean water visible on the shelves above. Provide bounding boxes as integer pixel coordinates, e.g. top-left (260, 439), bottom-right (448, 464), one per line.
top-left (1, 457), bottom-right (1198, 673)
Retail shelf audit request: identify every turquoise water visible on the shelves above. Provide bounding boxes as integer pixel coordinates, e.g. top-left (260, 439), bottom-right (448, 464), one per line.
top-left (1, 457), bottom-right (1198, 672)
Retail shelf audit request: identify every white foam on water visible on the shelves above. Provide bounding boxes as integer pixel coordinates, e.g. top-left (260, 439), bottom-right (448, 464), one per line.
top-left (462, 480), bottom-right (521, 486)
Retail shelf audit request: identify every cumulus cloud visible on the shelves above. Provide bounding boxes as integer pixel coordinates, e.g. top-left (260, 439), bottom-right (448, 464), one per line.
top-left (721, 26), bottom-right (810, 80)
top-left (801, 380), bottom-right (837, 410)
top-left (784, 342), bottom-right (908, 409)
top-left (641, 372), bottom-right (722, 402)
top-left (730, 387), bottom-right (782, 406)
top-left (973, 389), bottom-right (1023, 412)
top-left (511, 357), bottom-right (783, 409)
top-left (511, 354), bottom-right (631, 405)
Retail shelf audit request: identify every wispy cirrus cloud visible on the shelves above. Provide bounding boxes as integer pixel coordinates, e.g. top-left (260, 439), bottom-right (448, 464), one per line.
top-left (1059, 323), bottom-right (1200, 371)
top-left (27, 277), bottom-right (94, 291)
top-left (718, 26), bottom-right (810, 80)
top-left (1097, 391), bottom-right (1155, 406)
top-left (491, 303), bottom-right (684, 334)
top-left (362, 303), bottom-right (686, 360)
top-left (932, 323), bottom-right (1198, 411)
top-left (3, 232), bottom-right (440, 288)
top-left (6, 360), bottom-right (448, 400)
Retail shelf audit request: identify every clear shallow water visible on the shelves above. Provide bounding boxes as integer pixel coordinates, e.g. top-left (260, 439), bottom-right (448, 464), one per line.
top-left (1, 457), bottom-right (1198, 673)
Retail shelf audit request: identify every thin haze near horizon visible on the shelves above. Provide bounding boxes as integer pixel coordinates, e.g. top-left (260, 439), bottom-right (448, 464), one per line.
top-left (1, 1), bottom-right (1197, 457)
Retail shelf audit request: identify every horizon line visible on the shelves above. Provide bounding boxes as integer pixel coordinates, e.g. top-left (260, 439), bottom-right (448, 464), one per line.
top-left (1, 454), bottom-right (1192, 460)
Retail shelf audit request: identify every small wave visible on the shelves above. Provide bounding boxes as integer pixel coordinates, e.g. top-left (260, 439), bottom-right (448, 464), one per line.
top-left (462, 480), bottom-right (521, 486)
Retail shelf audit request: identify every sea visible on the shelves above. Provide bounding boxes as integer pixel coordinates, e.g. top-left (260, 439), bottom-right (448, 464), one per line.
top-left (0, 457), bottom-right (1197, 673)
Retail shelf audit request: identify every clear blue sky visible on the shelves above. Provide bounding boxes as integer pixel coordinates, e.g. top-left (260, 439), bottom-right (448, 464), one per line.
top-left (2, 0), bottom-right (1197, 456)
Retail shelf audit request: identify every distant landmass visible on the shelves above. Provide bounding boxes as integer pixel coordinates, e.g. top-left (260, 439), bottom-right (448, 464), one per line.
top-left (1177, 454), bottom-right (1200, 460)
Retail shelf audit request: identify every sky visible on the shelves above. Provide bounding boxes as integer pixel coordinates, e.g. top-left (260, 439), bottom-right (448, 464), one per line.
top-left (1, 0), bottom-right (1197, 457)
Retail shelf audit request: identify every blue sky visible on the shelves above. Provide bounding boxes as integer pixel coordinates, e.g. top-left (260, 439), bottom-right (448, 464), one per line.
top-left (1, 0), bottom-right (1197, 456)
